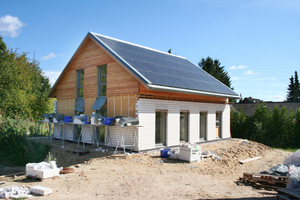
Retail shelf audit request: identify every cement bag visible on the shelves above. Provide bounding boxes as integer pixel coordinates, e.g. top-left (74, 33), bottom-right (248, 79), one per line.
top-left (284, 149), bottom-right (300, 166)
top-left (286, 165), bottom-right (300, 189)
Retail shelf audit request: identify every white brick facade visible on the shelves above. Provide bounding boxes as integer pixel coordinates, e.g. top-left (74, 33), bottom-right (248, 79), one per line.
top-left (135, 98), bottom-right (231, 151)
top-left (53, 99), bottom-right (231, 151)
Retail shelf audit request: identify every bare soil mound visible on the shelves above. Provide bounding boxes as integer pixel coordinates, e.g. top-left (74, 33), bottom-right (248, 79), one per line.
top-left (0, 138), bottom-right (293, 199)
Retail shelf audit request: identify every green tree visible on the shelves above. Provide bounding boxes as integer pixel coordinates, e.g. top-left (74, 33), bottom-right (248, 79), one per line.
top-left (287, 71), bottom-right (300, 102)
top-left (0, 36), bottom-right (52, 120)
top-left (198, 56), bottom-right (232, 89)
top-left (294, 108), bottom-right (300, 144)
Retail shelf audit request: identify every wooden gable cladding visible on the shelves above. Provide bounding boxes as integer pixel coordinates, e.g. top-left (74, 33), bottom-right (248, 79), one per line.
top-left (53, 37), bottom-right (115, 99)
top-left (107, 62), bottom-right (139, 96)
top-left (139, 83), bottom-right (227, 104)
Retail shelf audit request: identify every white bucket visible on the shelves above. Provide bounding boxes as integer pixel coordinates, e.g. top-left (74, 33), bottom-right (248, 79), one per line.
top-left (50, 161), bottom-right (56, 169)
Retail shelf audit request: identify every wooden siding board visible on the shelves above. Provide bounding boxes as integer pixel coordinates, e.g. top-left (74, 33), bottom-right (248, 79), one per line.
top-left (139, 83), bottom-right (227, 103)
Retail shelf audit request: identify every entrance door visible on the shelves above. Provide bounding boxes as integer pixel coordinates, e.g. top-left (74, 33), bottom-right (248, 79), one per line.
top-left (200, 112), bottom-right (207, 140)
top-left (216, 112), bottom-right (222, 138)
top-left (180, 112), bottom-right (189, 142)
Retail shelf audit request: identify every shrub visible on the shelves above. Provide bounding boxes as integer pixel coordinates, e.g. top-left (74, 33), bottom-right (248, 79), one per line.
top-left (0, 116), bottom-right (50, 166)
top-left (231, 103), bottom-right (300, 149)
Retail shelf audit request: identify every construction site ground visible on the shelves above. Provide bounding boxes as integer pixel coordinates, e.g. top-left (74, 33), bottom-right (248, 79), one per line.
top-left (0, 138), bottom-right (293, 199)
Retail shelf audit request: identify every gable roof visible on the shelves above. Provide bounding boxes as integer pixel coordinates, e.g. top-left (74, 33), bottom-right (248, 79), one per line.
top-left (49, 32), bottom-right (240, 99)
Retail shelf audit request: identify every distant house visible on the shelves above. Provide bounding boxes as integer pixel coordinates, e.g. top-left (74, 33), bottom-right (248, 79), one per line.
top-left (48, 32), bottom-right (240, 151)
top-left (232, 97), bottom-right (300, 116)
top-left (241, 97), bottom-right (262, 104)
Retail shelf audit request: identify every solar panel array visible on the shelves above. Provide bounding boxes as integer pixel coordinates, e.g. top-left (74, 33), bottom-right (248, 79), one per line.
top-left (92, 33), bottom-right (238, 96)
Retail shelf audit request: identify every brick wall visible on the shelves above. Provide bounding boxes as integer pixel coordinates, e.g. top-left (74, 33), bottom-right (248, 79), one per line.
top-left (136, 98), bottom-right (231, 150)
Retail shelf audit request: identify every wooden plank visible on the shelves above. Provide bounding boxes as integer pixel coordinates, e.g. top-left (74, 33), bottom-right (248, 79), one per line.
top-left (239, 157), bottom-right (262, 164)
top-left (242, 173), bottom-right (288, 185)
top-left (139, 83), bottom-right (227, 104)
top-left (278, 188), bottom-right (300, 199)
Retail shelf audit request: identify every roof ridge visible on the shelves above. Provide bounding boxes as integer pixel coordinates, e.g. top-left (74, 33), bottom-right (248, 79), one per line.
top-left (89, 31), bottom-right (187, 59)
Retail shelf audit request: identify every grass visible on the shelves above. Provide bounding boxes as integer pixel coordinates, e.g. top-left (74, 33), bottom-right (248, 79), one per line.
top-left (273, 147), bottom-right (299, 153)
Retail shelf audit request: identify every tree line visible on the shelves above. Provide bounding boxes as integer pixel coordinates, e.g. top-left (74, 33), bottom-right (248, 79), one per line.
top-left (287, 71), bottom-right (300, 102)
top-left (0, 36), bottom-right (52, 120)
top-left (231, 104), bottom-right (300, 148)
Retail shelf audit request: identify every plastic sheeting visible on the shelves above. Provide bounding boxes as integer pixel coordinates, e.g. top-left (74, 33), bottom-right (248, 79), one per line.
top-left (75, 99), bottom-right (85, 112)
top-left (91, 98), bottom-right (106, 111)
top-left (284, 149), bottom-right (300, 166)
top-left (114, 116), bottom-right (139, 126)
top-left (260, 164), bottom-right (289, 176)
top-left (286, 165), bottom-right (300, 189)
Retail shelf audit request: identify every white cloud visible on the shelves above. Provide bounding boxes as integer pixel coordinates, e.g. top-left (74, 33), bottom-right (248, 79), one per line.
top-left (232, 76), bottom-right (240, 80)
top-left (245, 70), bottom-right (260, 75)
top-left (230, 65), bottom-right (247, 70)
top-left (42, 52), bottom-right (56, 61)
top-left (0, 15), bottom-right (25, 38)
top-left (268, 77), bottom-right (276, 80)
top-left (43, 71), bottom-right (61, 86)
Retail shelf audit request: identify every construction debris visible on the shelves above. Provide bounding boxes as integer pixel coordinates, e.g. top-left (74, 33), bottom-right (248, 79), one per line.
top-left (284, 149), bottom-right (300, 166)
top-left (277, 188), bottom-right (300, 200)
top-left (60, 167), bottom-right (74, 174)
top-left (239, 156), bottom-right (262, 164)
top-left (241, 172), bottom-right (288, 185)
top-left (26, 161), bottom-right (61, 180)
top-left (30, 185), bottom-right (53, 196)
top-left (286, 165), bottom-right (300, 190)
top-left (0, 186), bottom-right (32, 199)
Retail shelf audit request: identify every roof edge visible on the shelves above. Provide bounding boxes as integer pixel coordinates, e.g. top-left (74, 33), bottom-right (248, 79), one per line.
top-left (88, 32), bottom-right (152, 85)
top-left (48, 33), bottom-right (91, 97)
top-left (147, 84), bottom-right (241, 99)
top-left (89, 32), bottom-right (186, 59)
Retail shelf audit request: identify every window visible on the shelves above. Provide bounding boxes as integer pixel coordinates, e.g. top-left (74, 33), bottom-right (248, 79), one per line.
top-left (95, 65), bottom-right (107, 116)
top-left (77, 70), bottom-right (84, 98)
top-left (98, 65), bottom-right (107, 97)
top-left (200, 112), bottom-right (207, 141)
top-left (155, 111), bottom-right (167, 146)
top-left (216, 112), bottom-right (222, 138)
top-left (180, 111), bottom-right (189, 142)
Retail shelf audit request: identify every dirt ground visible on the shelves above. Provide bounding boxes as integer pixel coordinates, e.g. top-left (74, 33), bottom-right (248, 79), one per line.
top-left (0, 138), bottom-right (293, 200)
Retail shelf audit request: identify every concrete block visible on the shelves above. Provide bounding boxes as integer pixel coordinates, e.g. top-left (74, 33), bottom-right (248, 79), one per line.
top-left (30, 185), bottom-right (52, 196)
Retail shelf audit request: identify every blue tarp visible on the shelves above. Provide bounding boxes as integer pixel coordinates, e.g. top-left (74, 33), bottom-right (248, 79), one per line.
top-left (75, 99), bottom-right (85, 112)
top-left (91, 98), bottom-right (106, 110)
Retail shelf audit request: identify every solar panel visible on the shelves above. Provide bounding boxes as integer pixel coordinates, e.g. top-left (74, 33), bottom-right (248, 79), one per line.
top-left (92, 33), bottom-right (238, 97)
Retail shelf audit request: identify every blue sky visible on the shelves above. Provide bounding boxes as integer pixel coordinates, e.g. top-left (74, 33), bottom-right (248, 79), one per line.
top-left (1, 0), bottom-right (300, 102)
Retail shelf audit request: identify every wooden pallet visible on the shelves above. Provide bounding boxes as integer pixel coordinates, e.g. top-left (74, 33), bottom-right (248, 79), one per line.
top-left (242, 173), bottom-right (288, 185)
top-left (277, 188), bottom-right (300, 200)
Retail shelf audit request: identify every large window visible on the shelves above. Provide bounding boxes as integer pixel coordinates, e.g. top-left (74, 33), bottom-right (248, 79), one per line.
top-left (77, 70), bottom-right (84, 98)
top-left (155, 111), bottom-right (167, 146)
top-left (95, 65), bottom-right (107, 117)
top-left (98, 65), bottom-right (107, 97)
top-left (200, 112), bottom-right (207, 141)
top-left (216, 112), bottom-right (222, 138)
top-left (180, 111), bottom-right (189, 142)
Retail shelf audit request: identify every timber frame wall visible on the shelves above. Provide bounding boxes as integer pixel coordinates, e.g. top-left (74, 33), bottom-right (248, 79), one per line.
top-left (51, 36), bottom-right (227, 118)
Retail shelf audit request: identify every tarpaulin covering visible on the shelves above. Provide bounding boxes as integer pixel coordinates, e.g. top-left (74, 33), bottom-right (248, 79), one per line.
top-left (114, 116), bottom-right (139, 126)
top-left (75, 99), bottom-right (85, 112)
top-left (91, 98), bottom-right (106, 110)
